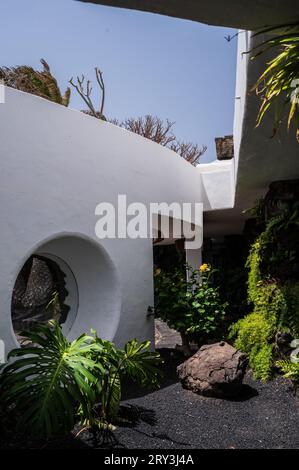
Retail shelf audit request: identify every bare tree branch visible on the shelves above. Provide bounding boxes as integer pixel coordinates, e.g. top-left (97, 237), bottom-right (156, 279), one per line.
top-left (111, 115), bottom-right (207, 165)
top-left (69, 68), bottom-right (106, 120)
top-left (95, 67), bottom-right (105, 116)
top-left (170, 141), bottom-right (207, 165)
top-left (113, 115), bottom-right (176, 147)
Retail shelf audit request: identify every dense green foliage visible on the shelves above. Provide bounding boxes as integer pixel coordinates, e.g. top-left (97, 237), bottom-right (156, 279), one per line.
top-left (277, 339), bottom-right (299, 391)
top-left (230, 198), bottom-right (299, 381)
top-left (246, 239), bottom-right (262, 304)
top-left (229, 281), bottom-right (284, 380)
top-left (0, 321), bottom-right (161, 439)
top-left (277, 360), bottom-right (299, 390)
top-left (155, 263), bottom-right (227, 350)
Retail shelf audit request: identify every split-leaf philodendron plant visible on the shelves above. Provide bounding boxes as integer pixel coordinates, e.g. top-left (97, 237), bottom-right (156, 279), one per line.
top-left (0, 320), bottom-right (162, 439)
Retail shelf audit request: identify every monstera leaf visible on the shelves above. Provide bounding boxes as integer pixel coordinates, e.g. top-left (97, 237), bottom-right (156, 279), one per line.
top-left (0, 320), bottom-right (100, 438)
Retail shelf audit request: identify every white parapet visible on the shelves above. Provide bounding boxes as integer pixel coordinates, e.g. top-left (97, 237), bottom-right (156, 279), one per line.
top-left (198, 159), bottom-right (235, 211)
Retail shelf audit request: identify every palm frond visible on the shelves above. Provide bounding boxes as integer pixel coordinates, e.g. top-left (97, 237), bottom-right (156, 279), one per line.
top-left (82, 336), bottom-right (163, 425)
top-left (251, 22), bottom-right (299, 142)
top-left (0, 59), bottom-right (70, 106)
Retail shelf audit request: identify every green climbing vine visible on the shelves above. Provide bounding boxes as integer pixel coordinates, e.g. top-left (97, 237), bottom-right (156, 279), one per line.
top-left (229, 281), bottom-right (286, 381)
top-left (246, 239), bottom-right (262, 304)
top-left (230, 201), bottom-right (299, 381)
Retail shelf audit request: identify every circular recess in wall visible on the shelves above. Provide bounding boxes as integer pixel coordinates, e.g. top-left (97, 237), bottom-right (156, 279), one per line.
top-left (11, 253), bottom-right (77, 343)
top-left (11, 234), bottom-right (121, 344)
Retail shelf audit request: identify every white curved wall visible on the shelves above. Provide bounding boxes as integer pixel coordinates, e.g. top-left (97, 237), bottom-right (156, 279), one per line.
top-left (0, 86), bottom-right (235, 353)
top-left (0, 87), bottom-right (193, 352)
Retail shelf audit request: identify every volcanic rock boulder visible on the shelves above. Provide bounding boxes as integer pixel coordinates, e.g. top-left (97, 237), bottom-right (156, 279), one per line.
top-left (11, 255), bottom-right (69, 335)
top-left (177, 342), bottom-right (247, 398)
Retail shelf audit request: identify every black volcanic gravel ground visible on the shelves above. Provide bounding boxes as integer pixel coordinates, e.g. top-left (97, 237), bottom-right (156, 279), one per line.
top-left (1, 322), bottom-right (298, 449)
top-left (79, 348), bottom-right (298, 450)
top-left (1, 348), bottom-right (298, 449)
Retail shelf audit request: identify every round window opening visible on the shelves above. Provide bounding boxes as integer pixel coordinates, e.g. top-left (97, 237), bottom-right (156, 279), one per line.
top-left (11, 253), bottom-right (78, 344)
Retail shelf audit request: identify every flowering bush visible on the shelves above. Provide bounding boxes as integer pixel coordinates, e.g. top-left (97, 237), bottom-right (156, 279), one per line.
top-left (154, 263), bottom-right (227, 354)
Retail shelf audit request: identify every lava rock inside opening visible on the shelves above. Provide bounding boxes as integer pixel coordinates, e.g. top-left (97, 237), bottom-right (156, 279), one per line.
top-left (11, 255), bottom-right (70, 342)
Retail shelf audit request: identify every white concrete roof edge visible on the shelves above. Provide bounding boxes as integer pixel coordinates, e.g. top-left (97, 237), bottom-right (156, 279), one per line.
top-left (76, 0), bottom-right (299, 31)
top-left (1, 84), bottom-right (234, 214)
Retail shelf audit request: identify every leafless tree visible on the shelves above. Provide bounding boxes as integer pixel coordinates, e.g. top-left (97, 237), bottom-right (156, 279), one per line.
top-left (112, 115), bottom-right (207, 165)
top-left (170, 141), bottom-right (207, 166)
top-left (69, 67), bottom-right (207, 165)
top-left (113, 115), bottom-right (176, 147)
top-left (69, 67), bottom-right (106, 120)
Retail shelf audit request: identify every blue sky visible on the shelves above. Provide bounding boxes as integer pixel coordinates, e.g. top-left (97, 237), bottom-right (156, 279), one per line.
top-left (1, 0), bottom-right (237, 162)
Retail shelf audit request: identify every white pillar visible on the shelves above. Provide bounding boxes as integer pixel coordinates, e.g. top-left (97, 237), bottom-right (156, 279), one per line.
top-left (185, 247), bottom-right (202, 279)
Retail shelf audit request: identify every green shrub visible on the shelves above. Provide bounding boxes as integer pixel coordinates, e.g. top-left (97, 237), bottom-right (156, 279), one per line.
top-left (250, 344), bottom-right (274, 382)
top-left (154, 263), bottom-right (227, 352)
top-left (230, 311), bottom-right (275, 354)
top-left (229, 309), bottom-right (276, 381)
top-left (277, 360), bottom-right (299, 386)
top-left (254, 281), bottom-right (287, 323)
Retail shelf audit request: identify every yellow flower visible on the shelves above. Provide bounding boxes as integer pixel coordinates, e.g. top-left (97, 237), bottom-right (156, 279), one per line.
top-left (199, 263), bottom-right (209, 273)
top-left (154, 268), bottom-right (161, 276)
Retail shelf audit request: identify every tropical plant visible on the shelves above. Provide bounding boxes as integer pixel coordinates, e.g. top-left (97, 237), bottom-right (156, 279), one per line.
top-left (251, 22), bottom-right (299, 141)
top-left (0, 320), bottom-right (99, 438)
top-left (0, 321), bottom-right (162, 439)
top-left (79, 335), bottom-right (162, 429)
top-left (46, 290), bottom-right (62, 322)
top-left (0, 59), bottom-right (70, 106)
top-left (154, 263), bottom-right (227, 355)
